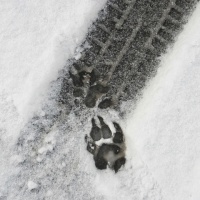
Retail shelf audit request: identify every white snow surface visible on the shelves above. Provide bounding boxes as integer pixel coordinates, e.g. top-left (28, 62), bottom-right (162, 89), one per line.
top-left (0, 0), bottom-right (107, 198)
top-left (1, 0), bottom-right (200, 199)
top-left (27, 181), bottom-right (38, 191)
top-left (126, 3), bottom-right (200, 200)
top-left (0, 0), bottom-right (107, 145)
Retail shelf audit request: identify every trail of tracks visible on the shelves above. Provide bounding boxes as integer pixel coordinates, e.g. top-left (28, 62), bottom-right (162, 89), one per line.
top-left (2, 0), bottom-right (198, 199)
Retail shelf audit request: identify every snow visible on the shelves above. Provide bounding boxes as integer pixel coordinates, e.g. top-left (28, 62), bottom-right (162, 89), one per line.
top-left (27, 181), bottom-right (38, 191)
top-left (126, 3), bottom-right (200, 200)
top-left (0, 0), bottom-right (107, 146)
top-left (0, 0), bottom-right (107, 197)
top-left (1, 0), bottom-right (200, 199)
top-left (10, 155), bottom-right (25, 166)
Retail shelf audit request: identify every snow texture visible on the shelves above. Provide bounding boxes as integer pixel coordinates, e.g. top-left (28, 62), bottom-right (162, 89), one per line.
top-left (0, 0), bottom-right (107, 145)
top-left (0, 0), bottom-right (107, 198)
top-left (27, 181), bottom-right (38, 191)
top-left (0, 0), bottom-right (200, 199)
top-left (126, 3), bottom-right (200, 200)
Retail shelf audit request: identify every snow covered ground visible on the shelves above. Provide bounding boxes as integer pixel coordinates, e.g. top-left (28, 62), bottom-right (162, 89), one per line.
top-left (0, 0), bottom-right (107, 198)
top-left (1, 0), bottom-right (200, 199)
top-left (126, 3), bottom-right (200, 199)
top-left (0, 0), bottom-right (107, 145)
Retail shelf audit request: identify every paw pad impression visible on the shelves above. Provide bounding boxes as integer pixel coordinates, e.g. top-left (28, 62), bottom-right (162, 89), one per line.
top-left (85, 116), bottom-right (126, 173)
top-left (69, 66), bottom-right (113, 109)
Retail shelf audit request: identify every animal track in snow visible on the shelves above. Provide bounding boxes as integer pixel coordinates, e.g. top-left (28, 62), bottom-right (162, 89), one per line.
top-left (85, 116), bottom-right (126, 173)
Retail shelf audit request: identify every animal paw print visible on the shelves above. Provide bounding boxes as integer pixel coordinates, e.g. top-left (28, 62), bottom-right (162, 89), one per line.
top-left (85, 116), bottom-right (126, 173)
top-left (69, 66), bottom-right (113, 109)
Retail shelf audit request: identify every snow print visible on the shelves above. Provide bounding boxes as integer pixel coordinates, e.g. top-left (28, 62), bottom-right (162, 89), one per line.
top-left (0, 0), bottom-right (200, 200)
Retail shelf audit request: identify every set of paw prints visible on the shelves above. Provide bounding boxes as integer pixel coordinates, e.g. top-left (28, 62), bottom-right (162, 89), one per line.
top-left (69, 68), bottom-right (126, 172)
top-left (85, 116), bottom-right (126, 173)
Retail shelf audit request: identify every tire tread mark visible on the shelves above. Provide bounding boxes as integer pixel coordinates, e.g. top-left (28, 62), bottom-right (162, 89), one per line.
top-left (60, 0), bottom-right (198, 110)
top-left (106, 0), bottom-right (192, 106)
top-left (145, 0), bottom-right (178, 50)
top-left (105, 21), bottom-right (142, 82)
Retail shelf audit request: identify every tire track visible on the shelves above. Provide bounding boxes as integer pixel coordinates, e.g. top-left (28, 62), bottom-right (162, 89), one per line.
top-left (60, 0), bottom-right (198, 111)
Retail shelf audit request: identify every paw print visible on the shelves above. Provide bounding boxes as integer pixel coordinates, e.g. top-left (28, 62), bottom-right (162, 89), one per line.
top-left (85, 116), bottom-right (126, 173)
top-left (69, 67), bottom-right (113, 109)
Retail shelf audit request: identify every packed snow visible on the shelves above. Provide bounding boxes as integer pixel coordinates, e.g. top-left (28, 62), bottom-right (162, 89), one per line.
top-left (126, 3), bottom-right (200, 199)
top-left (0, 0), bottom-right (200, 199)
top-left (27, 181), bottom-right (38, 191)
top-left (0, 0), bottom-right (107, 198)
top-left (0, 0), bottom-right (107, 146)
